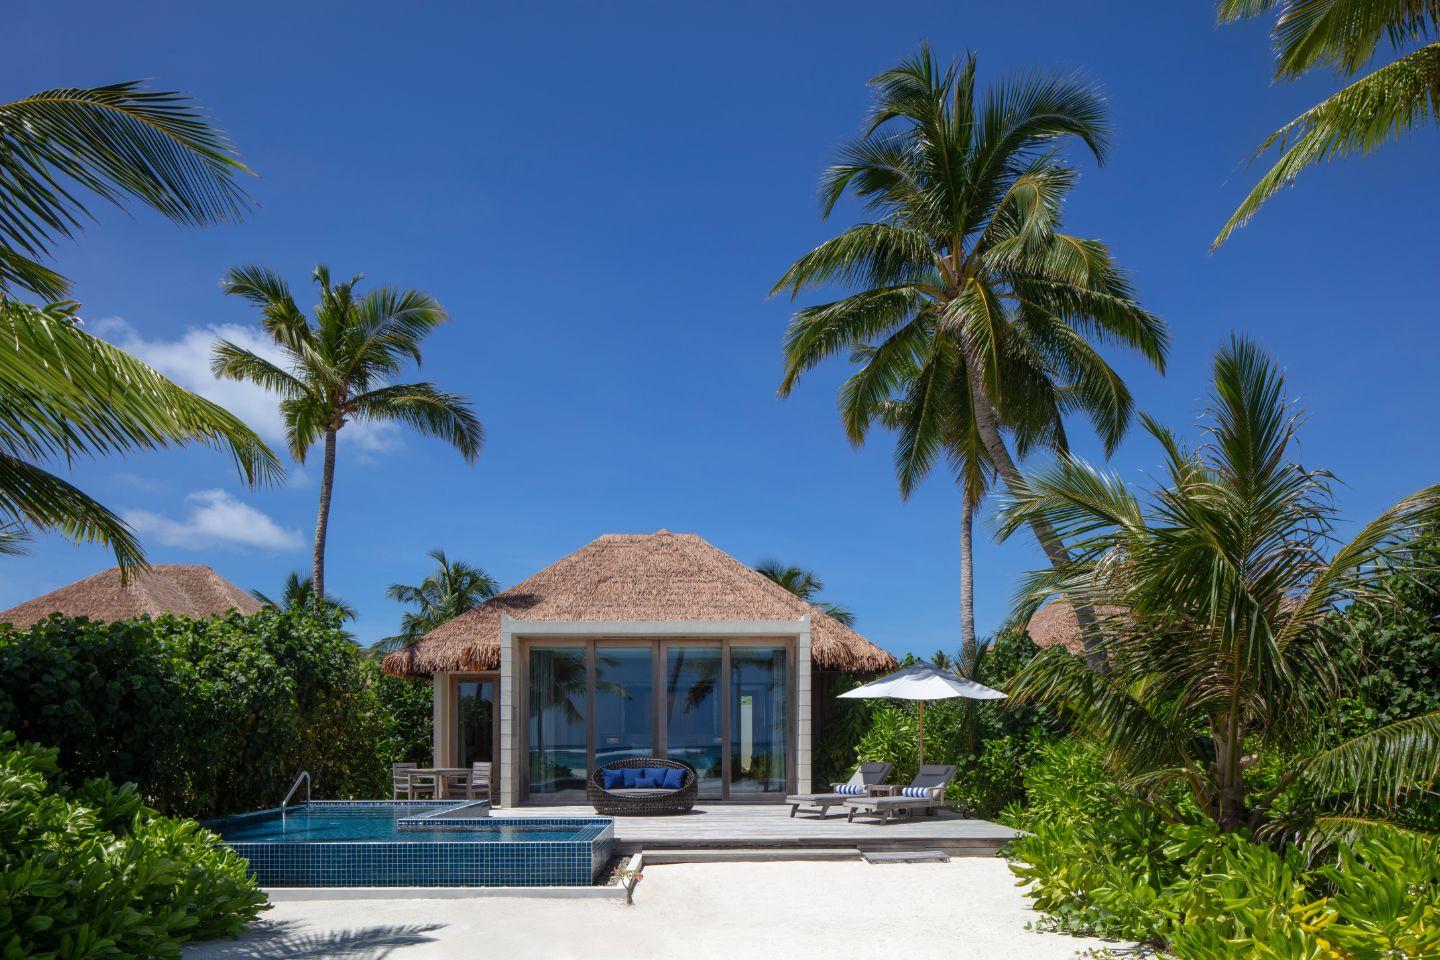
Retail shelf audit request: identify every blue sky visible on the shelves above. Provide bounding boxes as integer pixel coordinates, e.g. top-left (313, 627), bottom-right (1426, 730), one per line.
top-left (5, 2), bottom-right (1437, 656)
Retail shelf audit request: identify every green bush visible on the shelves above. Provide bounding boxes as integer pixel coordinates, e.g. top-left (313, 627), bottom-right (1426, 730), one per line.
top-left (0, 734), bottom-right (266, 959)
top-left (1329, 533), bottom-right (1440, 732)
top-left (1006, 740), bottom-right (1440, 957)
top-left (0, 608), bottom-right (410, 817)
top-left (370, 662), bottom-right (434, 765)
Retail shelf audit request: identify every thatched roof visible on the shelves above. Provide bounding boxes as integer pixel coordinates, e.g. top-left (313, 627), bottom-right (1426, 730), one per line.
top-left (382, 531), bottom-right (898, 678)
top-left (1024, 600), bottom-right (1127, 654)
top-left (0, 564), bottom-right (261, 629)
top-left (1027, 596), bottom-right (1304, 654)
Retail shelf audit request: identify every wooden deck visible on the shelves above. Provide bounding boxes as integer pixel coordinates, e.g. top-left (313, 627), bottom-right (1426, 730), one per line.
top-left (492, 804), bottom-right (1017, 857)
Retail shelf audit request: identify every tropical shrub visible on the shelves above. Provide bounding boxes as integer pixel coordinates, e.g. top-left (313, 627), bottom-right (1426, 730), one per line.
top-left (371, 662), bottom-right (434, 765)
top-left (0, 734), bottom-right (266, 959)
top-left (0, 607), bottom-right (403, 817)
top-left (1008, 741), bottom-right (1440, 957)
top-left (1329, 531), bottom-right (1440, 731)
top-left (1004, 739), bottom-right (1184, 941)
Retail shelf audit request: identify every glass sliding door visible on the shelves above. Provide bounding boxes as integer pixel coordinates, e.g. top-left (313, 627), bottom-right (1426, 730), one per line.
top-left (522, 638), bottom-right (792, 801)
top-left (729, 646), bottom-right (788, 795)
top-left (455, 678), bottom-right (494, 767)
top-left (663, 645), bottom-right (723, 797)
top-left (594, 646), bottom-right (654, 767)
top-left (527, 646), bottom-right (588, 799)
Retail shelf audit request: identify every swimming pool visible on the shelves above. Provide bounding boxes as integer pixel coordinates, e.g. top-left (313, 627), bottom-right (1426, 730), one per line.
top-left (208, 802), bottom-right (614, 887)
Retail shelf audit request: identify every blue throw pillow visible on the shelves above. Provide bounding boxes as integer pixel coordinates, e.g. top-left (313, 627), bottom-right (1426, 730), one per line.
top-left (635, 770), bottom-right (665, 789)
top-left (835, 782), bottom-right (864, 795)
top-left (620, 767), bottom-right (644, 788)
top-left (901, 786), bottom-right (932, 799)
top-left (659, 767), bottom-right (684, 790)
top-left (601, 768), bottom-right (625, 790)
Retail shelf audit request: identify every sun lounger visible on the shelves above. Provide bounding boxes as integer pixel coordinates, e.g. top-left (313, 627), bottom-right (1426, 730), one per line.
top-left (785, 761), bottom-right (893, 818)
top-left (844, 764), bottom-right (956, 823)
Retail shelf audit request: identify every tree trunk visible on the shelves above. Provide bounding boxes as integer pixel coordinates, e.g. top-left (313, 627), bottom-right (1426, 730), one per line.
top-left (313, 428), bottom-right (337, 599)
top-left (960, 490), bottom-right (977, 670)
top-left (960, 491), bottom-right (979, 754)
top-left (1211, 719), bottom-right (1249, 831)
top-left (962, 353), bottom-right (1108, 673)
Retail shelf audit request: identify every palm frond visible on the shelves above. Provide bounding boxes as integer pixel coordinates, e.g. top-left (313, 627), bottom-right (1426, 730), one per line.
top-left (350, 383), bottom-right (483, 462)
top-left (1301, 712), bottom-right (1440, 811)
top-left (0, 81), bottom-right (251, 297)
top-left (0, 452), bottom-right (143, 570)
top-left (0, 299), bottom-right (281, 484)
top-left (1214, 41), bottom-right (1440, 247)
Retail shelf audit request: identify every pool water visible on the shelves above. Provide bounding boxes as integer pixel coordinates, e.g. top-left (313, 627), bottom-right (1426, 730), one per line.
top-left (206, 802), bottom-right (614, 887)
top-left (216, 805), bottom-right (584, 843)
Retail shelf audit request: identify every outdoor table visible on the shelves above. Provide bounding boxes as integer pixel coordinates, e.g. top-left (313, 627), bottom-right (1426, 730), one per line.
top-left (405, 767), bottom-right (472, 800)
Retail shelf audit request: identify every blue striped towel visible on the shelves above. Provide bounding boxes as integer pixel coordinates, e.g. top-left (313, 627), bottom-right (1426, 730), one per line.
top-left (901, 786), bottom-right (932, 799)
top-left (835, 783), bottom-right (865, 795)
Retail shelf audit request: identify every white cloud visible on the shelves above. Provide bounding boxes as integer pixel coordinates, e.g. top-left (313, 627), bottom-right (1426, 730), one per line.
top-left (94, 317), bottom-right (400, 454)
top-left (125, 490), bottom-right (305, 552)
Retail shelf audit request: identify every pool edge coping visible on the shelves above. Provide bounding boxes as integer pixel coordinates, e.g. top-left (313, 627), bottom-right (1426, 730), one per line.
top-left (263, 853), bottom-right (643, 902)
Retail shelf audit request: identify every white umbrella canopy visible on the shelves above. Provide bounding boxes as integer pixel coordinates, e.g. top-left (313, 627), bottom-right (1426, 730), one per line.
top-left (838, 662), bottom-right (1006, 765)
top-left (837, 662), bottom-right (1007, 702)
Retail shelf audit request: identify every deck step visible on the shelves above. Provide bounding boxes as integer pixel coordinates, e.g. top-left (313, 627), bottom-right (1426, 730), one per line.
top-left (862, 849), bottom-right (950, 864)
top-left (642, 847), bottom-right (860, 864)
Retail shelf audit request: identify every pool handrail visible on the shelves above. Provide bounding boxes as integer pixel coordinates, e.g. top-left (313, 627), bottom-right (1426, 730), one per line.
top-left (281, 771), bottom-right (311, 820)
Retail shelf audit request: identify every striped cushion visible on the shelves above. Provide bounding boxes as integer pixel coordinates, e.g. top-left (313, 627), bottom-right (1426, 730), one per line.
top-left (835, 783), bottom-right (864, 795)
top-left (901, 786), bottom-right (932, 799)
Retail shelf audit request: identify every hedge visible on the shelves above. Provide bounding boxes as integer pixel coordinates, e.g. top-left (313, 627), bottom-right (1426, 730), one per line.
top-left (0, 608), bottom-right (427, 818)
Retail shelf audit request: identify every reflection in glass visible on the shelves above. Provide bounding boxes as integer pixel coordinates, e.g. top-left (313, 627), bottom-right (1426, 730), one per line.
top-left (528, 646), bottom-right (588, 796)
top-left (665, 646), bottom-right (723, 796)
top-left (729, 647), bottom-right (788, 794)
top-left (456, 679), bottom-right (494, 767)
top-left (594, 647), bottom-right (654, 767)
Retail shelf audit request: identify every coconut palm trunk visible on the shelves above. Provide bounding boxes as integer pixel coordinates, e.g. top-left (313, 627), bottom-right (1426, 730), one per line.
top-left (963, 360), bottom-right (1106, 671)
top-left (313, 427), bottom-right (338, 599)
top-left (960, 490), bottom-right (977, 666)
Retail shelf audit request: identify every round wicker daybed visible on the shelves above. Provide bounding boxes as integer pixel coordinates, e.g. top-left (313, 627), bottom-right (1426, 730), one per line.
top-left (587, 758), bottom-right (698, 816)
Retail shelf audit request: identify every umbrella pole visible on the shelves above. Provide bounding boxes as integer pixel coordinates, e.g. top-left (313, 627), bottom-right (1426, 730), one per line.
top-left (918, 699), bottom-right (925, 767)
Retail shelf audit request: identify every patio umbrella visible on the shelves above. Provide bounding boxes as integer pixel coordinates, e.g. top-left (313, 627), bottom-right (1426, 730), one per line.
top-left (838, 661), bottom-right (1006, 765)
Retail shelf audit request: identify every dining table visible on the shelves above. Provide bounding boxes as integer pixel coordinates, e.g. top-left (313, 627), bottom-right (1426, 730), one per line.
top-left (404, 767), bottom-right (474, 800)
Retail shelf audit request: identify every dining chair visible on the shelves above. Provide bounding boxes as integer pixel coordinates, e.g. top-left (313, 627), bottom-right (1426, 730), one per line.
top-left (391, 762), bottom-right (417, 800)
top-left (468, 762), bottom-right (492, 800)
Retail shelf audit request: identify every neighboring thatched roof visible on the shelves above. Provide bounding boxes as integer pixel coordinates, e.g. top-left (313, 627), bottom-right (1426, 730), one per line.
top-left (1027, 595), bottom-right (1306, 655)
top-left (0, 564), bottom-right (261, 629)
top-left (382, 531), bottom-right (898, 678)
top-left (1024, 600), bottom-right (1127, 655)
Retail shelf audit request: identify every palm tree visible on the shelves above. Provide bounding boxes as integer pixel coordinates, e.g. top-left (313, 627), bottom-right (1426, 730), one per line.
top-left (213, 268), bottom-right (484, 598)
top-left (775, 47), bottom-right (1168, 671)
top-left (1001, 336), bottom-right (1440, 834)
top-left (0, 82), bottom-right (278, 568)
top-left (1215, 1), bottom-right (1440, 246)
top-left (754, 558), bottom-right (856, 626)
top-left (252, 571), bottom-right (357, 621)
top-left (370, 549), bottom-right (498, 656)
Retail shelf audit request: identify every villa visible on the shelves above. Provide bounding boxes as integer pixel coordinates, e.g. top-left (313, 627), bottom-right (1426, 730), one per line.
top-left (381, 530), bottom-right (897, 806)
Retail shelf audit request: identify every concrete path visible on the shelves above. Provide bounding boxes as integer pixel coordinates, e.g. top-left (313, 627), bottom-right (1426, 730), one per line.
top-left (186, 859), bottom-right (1127, 960)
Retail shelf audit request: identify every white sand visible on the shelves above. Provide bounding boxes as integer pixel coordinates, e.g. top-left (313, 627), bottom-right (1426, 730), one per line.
top-left (186, 859), bottom-right (1126, 960)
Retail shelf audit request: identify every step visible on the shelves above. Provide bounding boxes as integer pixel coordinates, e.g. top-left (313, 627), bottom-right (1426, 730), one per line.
top-left (862, 849), bottom-right (950, 864)
top-left (642, 847), bottom-right (861, 864)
